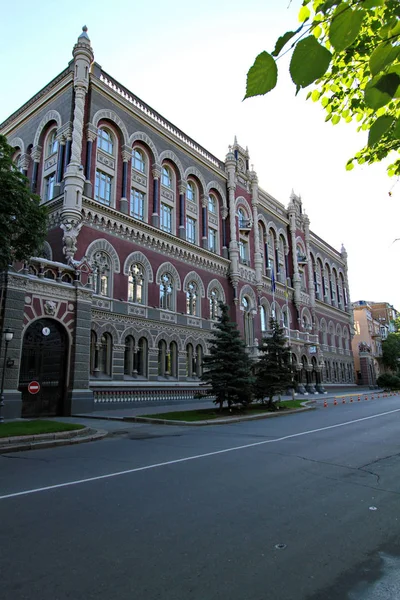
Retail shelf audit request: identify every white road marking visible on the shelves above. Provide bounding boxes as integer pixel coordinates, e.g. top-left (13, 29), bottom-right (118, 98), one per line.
top-left (2, 407), bottom-right (400, 501)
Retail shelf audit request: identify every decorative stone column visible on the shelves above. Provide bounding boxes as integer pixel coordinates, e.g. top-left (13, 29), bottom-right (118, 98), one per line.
top-left (120, 146), bottom-right (131, 214)
top-left (221, 206), bottom-right (228, 258)
top-left (303, 213), bottom-right (316, 329)
top-left (30, 145), bottom-right (41, 193)
top-left (84, 124), bottom-right (97, 197)
top-left (61, 26), bottom-right (94, 261)
top-left (201, 194), bottom-right (208, 249)
top-left (178, 181), bottom-right (186, 240)
top-left (288, 201), bottom-right (301, 314)
top-left (20, 153), bottom-right (30, 178)
top-left (151, 166), bottom-right (161, 228)
top-left (225, 148), bottom-right (239, 300)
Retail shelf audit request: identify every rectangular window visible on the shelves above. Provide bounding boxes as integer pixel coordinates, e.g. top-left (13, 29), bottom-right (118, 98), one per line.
top-left (208, 228), bottom-right (217, 252)
top-left (160, 203), bottom-right (172, 233)
top-left (186, 216), bottom-right (196, 244)
top-left (130, 189), bottom-right (144, 220)
top-left (239, 240), bottom-right (248, 263)
top-left (95, 170), bottom-right (112, 206)
top-left (44, 174), bottom-right (55, 201)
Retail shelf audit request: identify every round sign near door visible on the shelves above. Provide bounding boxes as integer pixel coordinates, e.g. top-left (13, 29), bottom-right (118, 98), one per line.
top-left (28, 381), bottom-right (41, 395)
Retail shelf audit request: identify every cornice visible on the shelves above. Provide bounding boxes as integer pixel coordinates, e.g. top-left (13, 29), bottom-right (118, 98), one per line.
top-left (91, 77), bottom-right (227, 181)
top-left (81, 198), bottom-right (230, 276)
top-left (0, 70), bottom-right (73, 136)
top-left (315, 299), bottom-right (353, 322)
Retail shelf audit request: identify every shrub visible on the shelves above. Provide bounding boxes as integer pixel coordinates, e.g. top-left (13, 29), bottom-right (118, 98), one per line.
top-left (377, 374), bottom-right (400, 390)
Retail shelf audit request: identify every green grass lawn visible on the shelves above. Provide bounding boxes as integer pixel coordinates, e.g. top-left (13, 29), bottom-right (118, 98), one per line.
top-left (0, 420), bottom-right (85, 438)
top-left (141, 400), bottom-right (305, 422)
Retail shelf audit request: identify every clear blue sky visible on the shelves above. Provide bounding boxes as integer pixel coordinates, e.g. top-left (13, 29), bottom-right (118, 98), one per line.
top-left (2, 0), bottom-right (399, 308)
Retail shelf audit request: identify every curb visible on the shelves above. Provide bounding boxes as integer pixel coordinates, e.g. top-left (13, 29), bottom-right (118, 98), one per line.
top-left (0, 427), bottom-right (108, 454)
top-left (122, 403), bottom-right (315, 426)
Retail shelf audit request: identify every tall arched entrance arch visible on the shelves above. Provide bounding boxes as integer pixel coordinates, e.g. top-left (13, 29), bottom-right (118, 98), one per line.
top-left (19, 318), bottom-right (69, 417)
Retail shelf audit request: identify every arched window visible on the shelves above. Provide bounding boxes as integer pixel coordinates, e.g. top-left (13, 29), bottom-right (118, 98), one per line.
top-left (137, 337), bottom-right (148, 377)
top-left (209, 288), bottom-right (220, 320)
top-left (238, 208), bottom-right (247, 228)
top-left (92, 251), bottom-right (112, 297)
top-left (260, 305), bottom-right (267, 332)
top-left (186, 281), bottom-right (199, 316)
top-left (160, 273), bottom-right (173, 310)
top-left (46, 129), bottom-right (58, 157)
top-left (186, 343), bottom-right (195, 377)
top-left (282, 307), bottom-right (289, 328)
top-left (162, 165), bottom-right (172, 188)
top-left (97, 128), bottom-right (114, 155)
top-left (99, 333), bottom-right (112, 376)
top-left (242, 296), bottom-right (254, 347)
top-left (124, 335), bottom-right (135, 376)
top-left (196, 345), bottom-right (203, 377)
top-left (170, 342), bottom-right (178, 378)
top-left (132, 147), bottom-right (145, 173)
top-left (208, 194), bottom-right (216, 214)
top-left (128, 263), bottom-right (144, 304)
top-left (187, 181), bottom-right (196, 202)
top-left (158, 340), bottom-right (168, 376)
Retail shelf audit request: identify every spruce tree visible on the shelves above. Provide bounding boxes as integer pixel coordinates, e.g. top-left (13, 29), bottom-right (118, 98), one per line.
top-left (254, 318), bottom-right (294, 407)
top-left (201, 303), bottom-right (254, 410)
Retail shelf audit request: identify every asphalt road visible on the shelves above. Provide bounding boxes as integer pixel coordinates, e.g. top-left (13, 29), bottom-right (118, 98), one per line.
top-left (2, 396), bottom-right (400, 600)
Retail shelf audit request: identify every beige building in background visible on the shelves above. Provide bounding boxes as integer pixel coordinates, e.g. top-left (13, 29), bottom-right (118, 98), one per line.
top-left (352, 301), bottom-right (391, 386)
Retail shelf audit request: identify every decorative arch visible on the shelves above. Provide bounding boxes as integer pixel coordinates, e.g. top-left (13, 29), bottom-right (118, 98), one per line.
top-left (277, 228), bottom-right (289, 250)
top-left (129, 131), bottom-right (159, 163)
top-left (155, 262), bottom-right (181, 290)
top-left (206, 180), bottom-right (227, 209)
top-left (123, 251), bottom-right (153, 281)
top-left (153, 331), bottom-right (183, 351)
top-left (120, 326), bottom-right (153, 345)
top-left (184, 167), bottom-right (207, 193)
top-left (41, 241), bottom-right (53, 261)
top-left (97, 322), bottom-right (119, 342)
top-left (85, 239), bottom-right (121, 273)
top-left (159, 149), bottom-right (184, 179)
top-left (33, 110), bottom-right (62, 147)
top-left (206, 279), bottom-right (226, 303)
top-left (296, 236), bottom-right (306, 254)
top-left (9, 136), bottom-right (25, 153)
top-left (266, 221), bottom-right (278, 237)
top-left (336, 323), bottom-right (343, 336)
top-left (239, 284), bottom-right (257, 310)
top-left (92, 109), bottom-right (129, 145)
top-left (183, 271), bottom-right (205, 297)
top-left (301, 307), bottom-right (312, 325)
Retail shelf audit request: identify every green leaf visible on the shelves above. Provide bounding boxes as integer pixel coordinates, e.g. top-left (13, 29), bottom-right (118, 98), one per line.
top-left (329, 3), bottom-right (365, 51)
top-left (317, 0), bottom-right (341, 14)
top-left (332, 114), bottom-right (341, 124)
top-left (368, 115), bottom-right (395, 146)
top-left (244, 52), bottom-right (278, 99)
top-left (311, 89), bottom-right (321, 101)
top-left (393, 118), bottom-right (400, 139)
top-left (272, 29), bottom-right (301, 57)
top-left (362, 0), bottom-right (384, 7)
top-left (299, 5), bottom-right (311, 22)
top-left (370, 44), bottom-right (400, 77)
top-left (345, 160), bottom-right (354, 171)
top-left (364, 73), bottom-right (400, 109)
top-left (289, 36), bottom-right (332, 88)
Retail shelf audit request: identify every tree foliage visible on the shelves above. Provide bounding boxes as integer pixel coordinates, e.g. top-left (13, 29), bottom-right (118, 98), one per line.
top-left (201, 303), bottom-right (254, 409)
top-left (0, 135), bottom-right (48, 270)
top-left (381, 332), bottom-right (400, 370)
top-left (245, 0), bottom-right (400, 176)
top-left (253, 319), bottom-right (294, 406)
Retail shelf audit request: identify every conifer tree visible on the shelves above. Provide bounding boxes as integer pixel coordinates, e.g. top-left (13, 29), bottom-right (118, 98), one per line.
top-left (201, 303), bottom-right (254, 410)
top-left (254, 318), bottom-right (294, 407)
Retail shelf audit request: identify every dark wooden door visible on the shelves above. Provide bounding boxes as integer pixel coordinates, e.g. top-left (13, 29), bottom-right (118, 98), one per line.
top-left (19, 319), bottom-right (68, 418)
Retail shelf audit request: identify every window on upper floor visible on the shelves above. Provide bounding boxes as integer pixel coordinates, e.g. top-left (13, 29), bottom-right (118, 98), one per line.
top-left (130, 188), bottom-right (145, 221)
top-left (239, 240), bottom-right (248, 264)
top-left (97, 128), bottom-right (114, 155)
top-left (162, 165), bottom-right (172, 188)
top-left (128, 263), bottom-right (144, 304)
top-left (46, 130), bottom-right (58, 157)
top-left (186, 281), bottom-right (199, 316)
top-left (187, 181), bottom-right (196, 203)
top-left (260, 305), bottom-right (267, 332)
top-left (44, 174), bottom-right (55, 202)
top-left (160, 272), bottom-right (174, 311)
top-left (132, 148), bottom-right (145, 173)
top-left (160, 203), bottom-right (172, 233)
top-left (209, 288), bottom-right (220, 321)
top-left (208, 194), bottom-right (216, 214)
top-left (91, 251), bottom-right (112, 297)
top-left (186, 216), bottom-right (197, 244)
top-left (208, 228), bottom-right (217, 253)
top-left (95, 170), bottom-right (112, 206)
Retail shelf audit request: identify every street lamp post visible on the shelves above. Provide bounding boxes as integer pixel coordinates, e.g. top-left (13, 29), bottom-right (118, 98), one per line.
top-left (0, 328), bottom-right (14, 423)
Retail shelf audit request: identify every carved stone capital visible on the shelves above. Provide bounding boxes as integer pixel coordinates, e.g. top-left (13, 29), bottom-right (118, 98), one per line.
top-left (178, 180), bottom-right (187, 195)
top-left (201, 194), bottom-right (208, 208)
top-left (121, 148), bottom-right (131, 163)
top-left (31, 145), bottom-right (42, 162)
top-left (152, 166), bottom-right (161, 179)
top-left (86, 123), bottom-right (98, 142)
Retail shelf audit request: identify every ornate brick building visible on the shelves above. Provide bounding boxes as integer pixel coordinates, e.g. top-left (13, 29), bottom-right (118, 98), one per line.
top-left (0, 28), bottom-right (355, 418)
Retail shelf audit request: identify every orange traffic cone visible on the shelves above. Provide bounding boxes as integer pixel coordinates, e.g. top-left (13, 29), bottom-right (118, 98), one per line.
top-left (350, 396), bottom-right (353, 403)
top-left (365, 395), bottom-right (368, 401)
top-left (324, 399), bottom-right (328, 408)
top-left (342, 398), bottom-right (346, 404)
top-left (358, 396), bottom-right (361, 402)
top-left (333, 397), bottom-right (337, 406)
